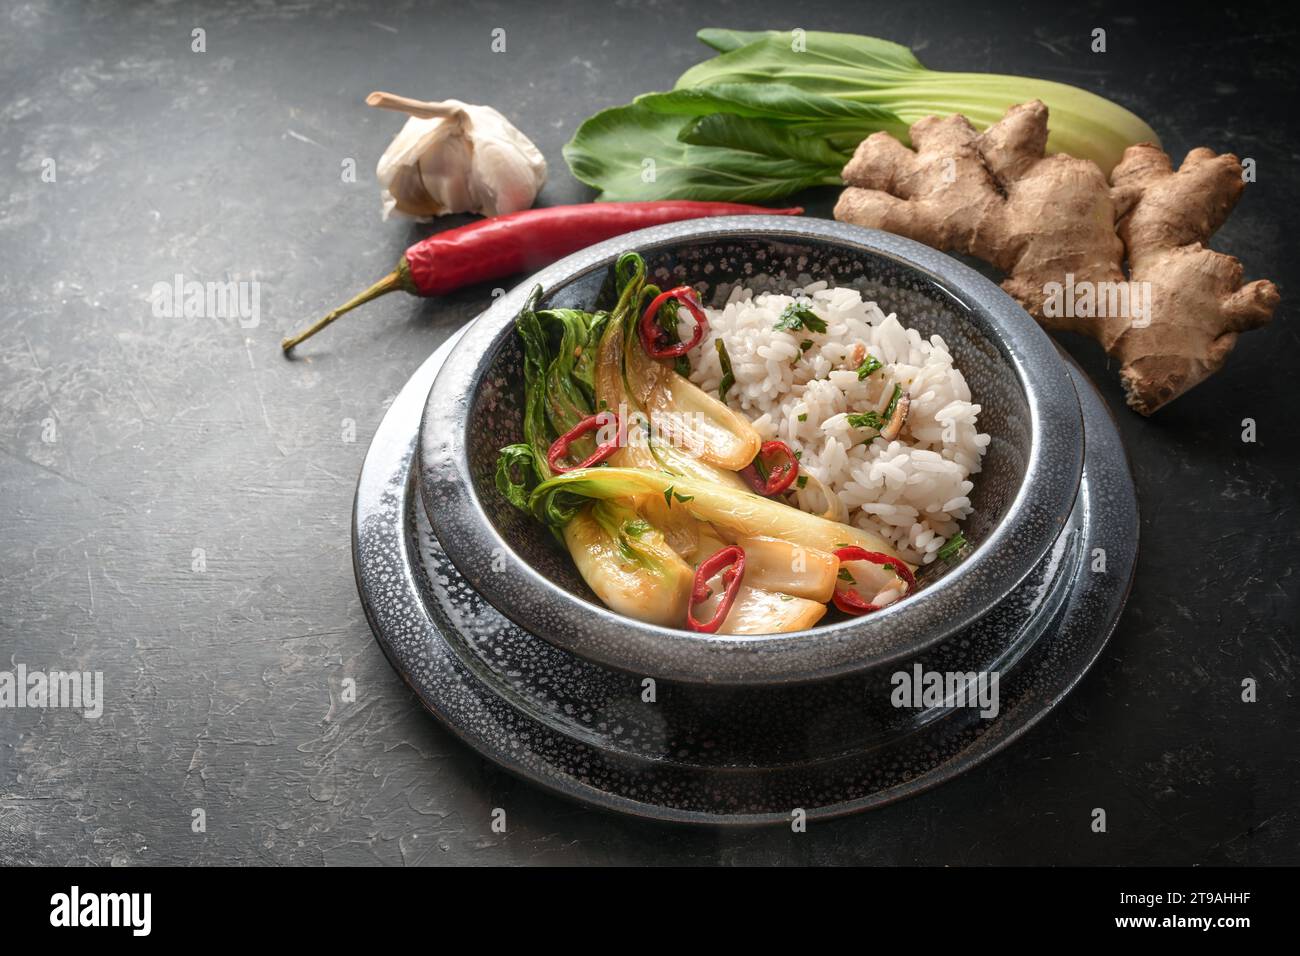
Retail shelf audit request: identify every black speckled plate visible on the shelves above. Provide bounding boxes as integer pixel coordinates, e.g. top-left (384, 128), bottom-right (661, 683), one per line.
top-left (354, 328), bottom-right (1137, 824)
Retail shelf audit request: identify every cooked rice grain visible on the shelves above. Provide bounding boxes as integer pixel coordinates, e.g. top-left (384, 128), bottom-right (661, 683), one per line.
top-left (686, 283), bottom-right (990, 564)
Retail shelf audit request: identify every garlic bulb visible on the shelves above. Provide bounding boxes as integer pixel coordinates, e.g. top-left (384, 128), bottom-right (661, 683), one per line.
top-left (369, 91), bottom-right (547, 221)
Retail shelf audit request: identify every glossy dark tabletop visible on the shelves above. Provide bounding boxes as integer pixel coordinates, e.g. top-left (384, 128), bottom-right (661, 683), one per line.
top-left (1, 0), bottom-right (1295, 865)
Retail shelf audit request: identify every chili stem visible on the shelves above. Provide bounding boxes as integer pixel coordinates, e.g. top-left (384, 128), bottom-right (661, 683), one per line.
top-left (281, 259), bottom-right (415, 352)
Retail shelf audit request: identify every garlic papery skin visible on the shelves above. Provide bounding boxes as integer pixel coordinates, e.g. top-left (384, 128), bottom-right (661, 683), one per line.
top-left (370, 92), bottom-right (547, 221)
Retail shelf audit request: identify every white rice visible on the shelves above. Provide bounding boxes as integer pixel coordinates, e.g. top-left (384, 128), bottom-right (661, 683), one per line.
top-left (684, 282), bottom-right (990, 565)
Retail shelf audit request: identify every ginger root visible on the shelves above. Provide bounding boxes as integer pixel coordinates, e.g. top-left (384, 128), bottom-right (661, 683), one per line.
top-left (1107, 145), bottom-right (1279, 413)
top-left (834, 100), bottom-right (1278, 414)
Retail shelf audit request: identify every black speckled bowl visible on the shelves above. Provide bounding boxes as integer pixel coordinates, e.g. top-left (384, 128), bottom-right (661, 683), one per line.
top-left (420, 217), bottom-right (1083, 684)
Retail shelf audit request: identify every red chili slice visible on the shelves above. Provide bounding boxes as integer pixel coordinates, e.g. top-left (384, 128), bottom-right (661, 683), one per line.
top-left (687, 545), bottom-right (746, 633)
top-left (638, 286), bottom-right (708, 359)
top-left (546, 412), bottom-right (620, 474)
top-left (740, 441), bottom-right (799, 496)
top-left (831, 546), bottom-right (917, 615)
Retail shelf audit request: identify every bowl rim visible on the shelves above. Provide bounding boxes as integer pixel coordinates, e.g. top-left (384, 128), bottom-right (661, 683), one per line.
top-left (420, 216), bottom-right (1084, 684)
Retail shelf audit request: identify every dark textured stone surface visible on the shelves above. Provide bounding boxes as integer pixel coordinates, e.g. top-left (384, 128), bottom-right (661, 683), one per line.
top-left (0, 0), bottom-right (1295, 864)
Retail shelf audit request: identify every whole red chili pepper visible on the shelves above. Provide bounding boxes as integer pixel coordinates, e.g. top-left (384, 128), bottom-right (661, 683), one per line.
top-left (740, 441), bottom-right (800, 496)
top-left (282, 201), bottom-right (803, 351)
top-left (639, 286), bottom-right (708, 359)
top-left (546, 412), bottom-right (620, 473)
top-left (830, 546), bottom-right (917, 615)
top-left (687, 545), bottom-right (746, 634)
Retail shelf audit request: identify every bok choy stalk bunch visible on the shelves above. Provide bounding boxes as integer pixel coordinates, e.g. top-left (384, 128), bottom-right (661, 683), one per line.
top-left (564, 29), bottom-right (1158, 202)
top-left (496, 250), bottom-right (760, 510)
top-left (494, 288), bottom-right (611, 511)
top-left (493, 266), bottom-right (700, 626)
top-left (528, 467), bottom-right (894, 558)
